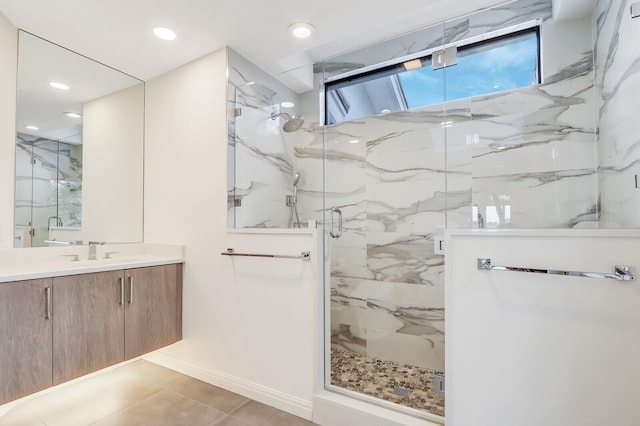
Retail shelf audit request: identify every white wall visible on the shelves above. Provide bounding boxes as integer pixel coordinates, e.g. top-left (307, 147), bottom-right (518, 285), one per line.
top-left (142, 47), bottom-right (318, 419)
top-left (0, 11), bottom-right (16, 248)
top-left (446, 229), bottom-right (640, 425)
top-left (83, 83), bottom-right (144, 243)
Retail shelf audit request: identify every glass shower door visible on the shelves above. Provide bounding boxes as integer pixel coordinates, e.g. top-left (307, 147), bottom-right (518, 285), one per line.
top-left (15, 139), bottom-right (60, 247)
top-left (323, 105), bottom-right (447, 418)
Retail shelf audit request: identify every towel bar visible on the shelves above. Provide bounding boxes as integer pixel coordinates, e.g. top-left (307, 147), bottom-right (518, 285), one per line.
top-left (221, 248), bottom-right (310, 260)
top-left (477, 258), bottom-right (634, 281)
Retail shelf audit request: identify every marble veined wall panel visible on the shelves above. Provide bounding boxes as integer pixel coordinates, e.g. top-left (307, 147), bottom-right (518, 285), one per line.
top-left (56, 142), bottom-right (82, 227)
top-left (331, 276), bottom-right (444, 370)
top-left (228, 48), bottom-right (310, 228)
top-left (596, 0), bottom-right (640, 228)
top-left (323, 109), bottom-right (447, 372)
top-left (14, 138), bottom-right (82, 246)
top-left (322, 0), bottom-right (598, 374)
top-left (468, 103), bottom-right (597, 228)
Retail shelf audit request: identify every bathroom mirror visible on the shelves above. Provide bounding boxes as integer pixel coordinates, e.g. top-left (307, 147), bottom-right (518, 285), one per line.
top-left (14, 31), bottom-right (144, 247)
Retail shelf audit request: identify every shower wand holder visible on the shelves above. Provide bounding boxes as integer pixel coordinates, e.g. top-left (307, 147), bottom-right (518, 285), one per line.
top-left (286, 195), bottom-right (296, 206)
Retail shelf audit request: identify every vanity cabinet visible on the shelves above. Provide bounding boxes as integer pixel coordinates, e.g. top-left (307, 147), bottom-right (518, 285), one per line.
top-left (0, 262), bottom-right (183, 404)
top-left (52, 270), bottom-right (125, 385)
top-left (0, 279), bottom-right (53, 405)
top-left (52, 264), bottom-right (183, 384)
top-left (124, 264), bottom-right (182, 360)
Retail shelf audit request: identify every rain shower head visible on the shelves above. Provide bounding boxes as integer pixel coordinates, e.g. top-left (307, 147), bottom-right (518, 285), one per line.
top-left (271, 112), bottom-right (305, 133)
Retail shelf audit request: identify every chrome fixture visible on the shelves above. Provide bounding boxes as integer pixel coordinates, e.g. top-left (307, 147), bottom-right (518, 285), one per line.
top-left (329, 207), bottom-right (343, 238)
top-left (288, 172), bottom-right (302, 228)
top-left (88, 241), bottom-right (105, 260)
top-left (221, 248), bottom-right (311, 260)
top-left (271, 112), bottom-right (304, 133)
top-left (477, 258), bottom-right (634, 281)
top-left (48, 216), bottom-right (63, 230)
top-left (104, 251), bottom-right (118, 259)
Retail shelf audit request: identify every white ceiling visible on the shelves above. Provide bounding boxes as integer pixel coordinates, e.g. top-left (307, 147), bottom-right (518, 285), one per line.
top-left (0, 0), bottom-right (508, 93)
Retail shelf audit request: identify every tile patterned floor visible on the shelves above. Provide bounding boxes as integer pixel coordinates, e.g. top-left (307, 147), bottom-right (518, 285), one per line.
top-left (0, 360), bottom-right (317, 426)
top-left (330, 348), bottom-right (445, 417)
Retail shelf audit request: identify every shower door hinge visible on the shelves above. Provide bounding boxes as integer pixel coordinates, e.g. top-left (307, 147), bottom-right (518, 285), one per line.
top-left (432, 46), bottom-right (458, 70)
top-left (31, 157), bottom-right (36, 165)
top-left (29, 228), bottom-right (35, 237)
top-left (234, 108), bottom-right (242, 117)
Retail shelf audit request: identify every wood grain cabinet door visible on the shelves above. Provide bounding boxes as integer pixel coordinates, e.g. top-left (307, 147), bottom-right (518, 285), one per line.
top-left (52, 270), bottom-right (125, 385)
top-left (124, 264), bottom-right (182, 360)
top-left (0, 279), bottom-right (53, 405)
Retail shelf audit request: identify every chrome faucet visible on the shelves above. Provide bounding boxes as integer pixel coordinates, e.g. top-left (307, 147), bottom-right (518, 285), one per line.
top-left (48, 216), bottom-right (63, 230)
top-left (88, 241), bottom-right (105, 260)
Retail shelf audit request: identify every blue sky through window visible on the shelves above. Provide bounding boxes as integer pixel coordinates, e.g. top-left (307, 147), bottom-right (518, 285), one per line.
top-left (325, 28), bottom-right (539, 124)
top-left (399, 34), bottom-right (538, 108)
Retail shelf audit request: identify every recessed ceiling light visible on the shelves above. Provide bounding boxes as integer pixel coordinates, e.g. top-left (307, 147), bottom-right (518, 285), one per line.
top-left (49, 81), bottom-right (69, 90)
top-left (379, 108), bottom-right (392, 114)
top-left (153, 27), bottom-right (177, 41)
top-left (65, 112), bottom-right (82, 118)
top-left (25, 125), bottom-right (39, 130)
top-left (288, 22), bottom-right (316, 39)
top-left (349, 139), bottom-right (360, 144)
top-left (281, 101), bottom-right (295, 108)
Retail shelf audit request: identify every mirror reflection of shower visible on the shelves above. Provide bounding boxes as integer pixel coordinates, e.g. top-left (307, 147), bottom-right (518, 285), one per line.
top-left (271, 112), bottom-right (304, 133)
top-left (287, 171), bottom-right (302, 228)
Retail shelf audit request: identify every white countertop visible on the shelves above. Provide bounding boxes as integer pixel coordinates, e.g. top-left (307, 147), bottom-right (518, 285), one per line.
top-left (0, 243), bottom-right (184, 283)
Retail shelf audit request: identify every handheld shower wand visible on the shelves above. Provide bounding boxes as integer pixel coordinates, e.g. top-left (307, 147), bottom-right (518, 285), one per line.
top-left (288, 172), bottom-right (302, 228)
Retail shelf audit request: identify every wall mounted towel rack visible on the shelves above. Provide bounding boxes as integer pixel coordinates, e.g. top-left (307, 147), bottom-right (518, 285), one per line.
top-left (221, 248), bottom-right (310, 260)
top-left (477, 258), bottom-right (634, 281)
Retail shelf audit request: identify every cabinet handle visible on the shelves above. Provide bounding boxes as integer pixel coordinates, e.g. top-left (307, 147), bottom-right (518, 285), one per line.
top-left (119, 277), bottom-right (124, 305)
top-left (128, 275), bottom-right (134, 304)
top-left (45, 286), bottom-right (51, 320)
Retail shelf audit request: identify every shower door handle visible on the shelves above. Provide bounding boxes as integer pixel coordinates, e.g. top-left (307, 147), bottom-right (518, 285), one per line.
top-left (330, 207), bottom-right (343, 238)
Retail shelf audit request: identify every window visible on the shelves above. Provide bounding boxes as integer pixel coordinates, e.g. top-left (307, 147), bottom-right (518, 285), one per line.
top-left (325, 27), bottom-right (540, 125)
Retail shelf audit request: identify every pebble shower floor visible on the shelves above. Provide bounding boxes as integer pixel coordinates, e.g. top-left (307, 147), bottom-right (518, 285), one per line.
top-left (330, 348), bottom-right (445, 417)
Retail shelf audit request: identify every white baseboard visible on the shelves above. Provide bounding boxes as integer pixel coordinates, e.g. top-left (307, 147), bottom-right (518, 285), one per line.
top-left (143, 350), bottom-right (313, 421)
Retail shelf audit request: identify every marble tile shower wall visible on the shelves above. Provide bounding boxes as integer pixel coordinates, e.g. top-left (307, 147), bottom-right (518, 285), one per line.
top-left (596, 0), bottom-right (640, 228)
top-left (226, 0), bottom-right (602, 373)
top-left (315, 0), bottom-right (597, 372)
top-left (227, 49), bottom-right (311, 229)
top-left (15, 137), bottom-right (82, 245)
